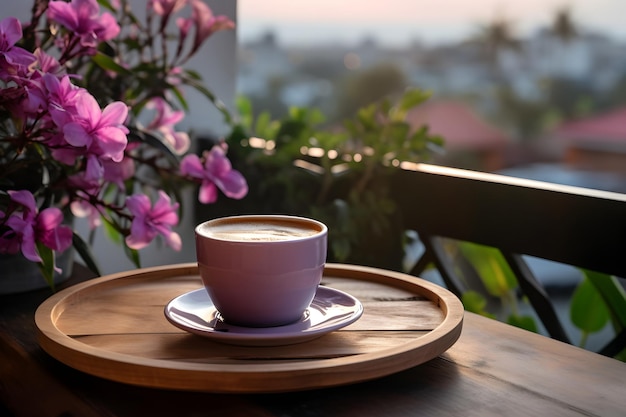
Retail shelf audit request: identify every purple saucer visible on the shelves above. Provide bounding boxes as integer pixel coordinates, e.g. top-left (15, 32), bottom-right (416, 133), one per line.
top-left (164, 286), bottom-right (363, 346)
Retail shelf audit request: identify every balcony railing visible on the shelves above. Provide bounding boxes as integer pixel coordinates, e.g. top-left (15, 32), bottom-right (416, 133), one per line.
top-left (392, 163), bottom-right (626, 357)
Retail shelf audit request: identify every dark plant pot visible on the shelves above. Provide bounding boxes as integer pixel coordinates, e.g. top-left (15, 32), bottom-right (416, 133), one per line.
top-left (0, 249), bottom-right (74, 294)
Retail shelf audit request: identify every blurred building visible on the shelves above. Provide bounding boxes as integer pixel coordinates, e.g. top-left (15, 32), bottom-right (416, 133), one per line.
top-left (553, 107), bottom-right (626, 175)
top-left (406, 100), bottom-right (510, 172)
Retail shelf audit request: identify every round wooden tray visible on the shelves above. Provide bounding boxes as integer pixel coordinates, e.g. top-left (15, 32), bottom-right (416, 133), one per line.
top-left (35, 263), bottom-right (464, 393)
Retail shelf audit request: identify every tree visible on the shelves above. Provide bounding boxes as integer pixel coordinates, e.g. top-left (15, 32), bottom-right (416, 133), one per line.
top-left (471, 13), bottom-right (521, 70)
top-left (335, 64), bottom-right (407, 120)
top-left (550, 6), bottom-right (578, 42)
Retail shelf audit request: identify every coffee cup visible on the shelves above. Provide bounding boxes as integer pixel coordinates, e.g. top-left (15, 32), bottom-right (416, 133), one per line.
top-left (195, 215), bottom-right (328, 327)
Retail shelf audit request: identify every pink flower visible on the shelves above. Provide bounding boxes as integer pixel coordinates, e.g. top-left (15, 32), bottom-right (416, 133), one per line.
top-left (165, 66), bottom-right (183, 86)
top-left (66, 167), bottom-right (101, 196)
top-left (0, 17), bottom-right (36, 79)
top-left (147, 97), bottom-right (184, 128)
top-left (125, 191), bottom-right (181, 251)
top-left (161, 129), bottom-right (189, 155)
top-left (180, 145), bottom-right (248, 204)
top-left (176, 16), bottom-right (192, 42)
top-left (177, 0), bottom-right (234, 56)
top-left (150, 0), bottom-right (186, 18)
top-left (102, 157), bottom-right (135, 189)
top-left (93, 12), bottom-right (120, 42)
top-left (70, 195), bottom-right (101, 229)
top-left (62, 91), bottom-right (129, 162)
top-left (146, 97), bottom-right (190, 153)
top-left (47, 0), bottom-right (121, 47)
top-left (22, 79), bottom-right (48, 116)
top-left (192, 0), bottom-right (235, 48)
top-left (34, 48), bottom-right (65, 77)
top-left (0, 77), bottom-right (47, 120)
top-left (45, 74), bottom-right (83, 130)
top-left (0, 190), bottom-right (73, 263)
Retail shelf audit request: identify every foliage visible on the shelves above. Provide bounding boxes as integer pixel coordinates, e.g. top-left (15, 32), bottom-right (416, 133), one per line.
top-left (448, 240), bottom-right (626, 358)
top-left (570, 274), bottom-right (610, 347)
top-left (456, 241), bottom-right (537, 333)
top-left (336, 64), bottom-right (407, 120)
top-left (220, 88), bottom-right (444, 269)
top-left (0, 0), bottom-right (247, 286)
top-left (577, 269), bottom-right (626, 358)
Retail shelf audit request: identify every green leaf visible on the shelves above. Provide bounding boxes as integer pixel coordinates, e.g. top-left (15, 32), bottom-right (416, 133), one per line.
top-left (184, 77), bottom-right (232, 124)
top-left (462, 290), bottom-right (495, 318)
top-left (384, 121), bottom-right (410, 144)
top-left (458, 242), bottom-right (518, 297)
top-left (427, 134), bottom-right (446, 148)
top-left (72, 232), bottom-right (102, 276)
top-left (235, 95), bottom-right (254, 128)
top-left (124, 244), bottom-right (141, 269)
top-left (184, 69), bottom-right (203, 81)
top-left (306, 108), bottom-right (326, 126)
top-left (91, 52), bottom-right (131, 75)
top-left (396, 89), bottom-right (431, 114)
top-left (254, 111), bottom-right (272, 138)
top-left (103, 218), bottom-right (123, 244)
top-left (356, 104), bottom-right (378, 131)
top-left (128, 128), bottom-right (180, 164)
top-left (582, 269), bottom-right (626, 330)
top-left (379, 98), bottom-right (392, 116)
top-left (36, 242), bottom-right (56, 290)
top-left (507, 314), bottom-right (539, 333)
top-left (570, 277), bottom-right (610, 334)
top-left (96, 0), bottom-right (116, 12)
top-left (170, 86), bottom-right (189, 112)
top-left (122, 37), bottom-right (141, 51)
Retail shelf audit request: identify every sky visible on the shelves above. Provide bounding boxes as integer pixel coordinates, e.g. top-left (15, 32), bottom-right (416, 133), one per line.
top-left (238, 0), bottom-right (626, 47)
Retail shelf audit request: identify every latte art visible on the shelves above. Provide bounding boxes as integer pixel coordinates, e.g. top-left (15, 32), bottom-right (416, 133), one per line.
top-left (199, 219), bottom-right (320, 242)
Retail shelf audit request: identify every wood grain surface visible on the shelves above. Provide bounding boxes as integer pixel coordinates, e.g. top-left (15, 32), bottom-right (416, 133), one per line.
top-left (34, 263), bottom-right (464, 393)
top-left (3, 263), bottom-right (626, 416)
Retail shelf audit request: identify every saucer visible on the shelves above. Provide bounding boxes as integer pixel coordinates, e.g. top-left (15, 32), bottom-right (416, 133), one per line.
top-left (164, 286), bottom-right (364, 346)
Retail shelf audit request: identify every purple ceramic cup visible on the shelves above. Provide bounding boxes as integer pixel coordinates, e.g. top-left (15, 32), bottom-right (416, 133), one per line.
top-left (195, 215), bottom-right (328, 327)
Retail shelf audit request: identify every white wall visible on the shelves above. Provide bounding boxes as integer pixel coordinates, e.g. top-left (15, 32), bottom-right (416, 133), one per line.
top-left (4, 0), bottom-right (238, 274)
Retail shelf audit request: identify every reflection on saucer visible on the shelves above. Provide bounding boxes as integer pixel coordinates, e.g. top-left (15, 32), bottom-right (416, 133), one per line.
top-left (164, 286), bottom-right (363, 346)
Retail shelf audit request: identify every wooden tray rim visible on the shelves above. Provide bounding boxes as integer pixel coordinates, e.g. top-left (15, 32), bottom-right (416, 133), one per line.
top-left (35, 263), bottom-right (464, 393)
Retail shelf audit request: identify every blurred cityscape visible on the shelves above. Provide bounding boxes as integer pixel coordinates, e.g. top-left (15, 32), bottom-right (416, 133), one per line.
top-left (237, 12), bottom-right (626, 192)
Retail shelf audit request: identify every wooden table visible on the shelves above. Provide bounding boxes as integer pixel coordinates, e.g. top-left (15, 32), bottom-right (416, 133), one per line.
top-left (1, 263), bottom-right (624, 417)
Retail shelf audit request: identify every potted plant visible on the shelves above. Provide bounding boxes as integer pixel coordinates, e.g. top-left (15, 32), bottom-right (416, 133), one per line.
top-left (207, 89), bottom-right (444, 271)
top-left (0, 0), bottom-right (247, 292)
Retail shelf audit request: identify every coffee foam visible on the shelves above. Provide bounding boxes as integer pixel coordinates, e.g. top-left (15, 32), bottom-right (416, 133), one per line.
top-left (199, 219), bottom-right (321, 242)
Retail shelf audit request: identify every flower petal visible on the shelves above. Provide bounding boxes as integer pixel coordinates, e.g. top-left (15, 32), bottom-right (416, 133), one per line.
top-left (214, 169), bottom-right (248, 199)
top-left (47, 1), bottom-right (80, 32)
top-left (93, 126), bottom-right (128, 161)
top-left (180, 154), bottom-right (204, 177)
top-left (37, 208), bottom-right (73, 251)
top-left (8, 190), bottom-right (37, 215)
top-left (198, 181), bottom-right (218, 204)
top-left (20, 227), bottom-right (42, 262)
top-left (126, 194), bottom-right (151, 217)
top-left (100, 101), bottom-right (128, 127)
top-left (0, 17), bottom-right (23, 49)
top-left (74, 91), bottom-right (101, 127)
top-left (151, 191), bottom-right (179, 226)
top-left (95, 12), bottom-right (120, 41)
top-left (125, 220), bottom-right (154, 250)
top-left (63, 122), bottom-right (92, 147)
